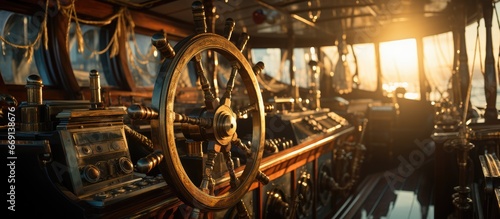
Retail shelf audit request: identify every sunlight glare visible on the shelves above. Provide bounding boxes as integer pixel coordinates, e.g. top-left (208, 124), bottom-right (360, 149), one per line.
top-left (380, 39), bottom-right (419, 99)
top-left (380, 39), bottom-right (418, 77)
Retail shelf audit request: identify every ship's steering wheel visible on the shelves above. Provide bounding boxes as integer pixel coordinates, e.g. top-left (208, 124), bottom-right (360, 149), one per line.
top-left (149, 1), bottom-right (265, 212)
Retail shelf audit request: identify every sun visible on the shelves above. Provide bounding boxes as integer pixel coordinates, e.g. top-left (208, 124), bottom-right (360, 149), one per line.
top-left (380, 39), bottom-right (418, 79)
top-left (379, 39), bottom-right (420, 96)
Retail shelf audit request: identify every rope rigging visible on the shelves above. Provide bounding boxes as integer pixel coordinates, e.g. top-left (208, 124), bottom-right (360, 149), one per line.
top-left (0, 0), bottom-right (49, 64)
top-left (0, 0), bottom-right (152, 67)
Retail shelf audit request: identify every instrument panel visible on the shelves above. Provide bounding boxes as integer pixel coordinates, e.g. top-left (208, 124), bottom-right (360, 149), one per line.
top-left (59, 126), bottom-right (134, 195)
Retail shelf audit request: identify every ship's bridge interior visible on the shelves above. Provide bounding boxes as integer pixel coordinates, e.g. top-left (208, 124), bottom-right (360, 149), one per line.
top-left (0, 0), bottom-right (499, 218)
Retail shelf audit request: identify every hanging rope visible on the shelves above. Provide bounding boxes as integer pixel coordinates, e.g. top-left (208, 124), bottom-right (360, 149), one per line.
top-left (126, 24), bottom-right (158, 65)
top-left (349, 44), bottom-right (360, 88)
top-left (58, 0), bottom-right (128, 58)
top-left (428, 33), bottom-right (453, 100)
top-left (59, 0), bottom-right (159, 65)
top-left (0, 0), bottom-right (49, 63)
top-left (471, 20), bottom-right (484, 75)
top-left (0, 0), bottom-right (134, 60)
top-left (122, 8), bottom-right (160, 85)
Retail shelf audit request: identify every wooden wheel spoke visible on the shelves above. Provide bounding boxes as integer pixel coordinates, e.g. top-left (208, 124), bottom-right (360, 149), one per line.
top-left (199, 142), bottom-right (220, 195)
top-left (222, 150), bottom-right (239, 189)
top-left (237, 102), bottom-right (274, 117)
top-left (151, 3), bottom-right (265, 210)
top-left (237, 103), bottom-right (257, 117)
top-left (231, 138), bottom-right (252, 158)
top-left (193, 53), bottom-right (218, 110)
top-left (221, 62), bottom-right (240, 106)
top-left (174, 112), bottom-right (212, 128)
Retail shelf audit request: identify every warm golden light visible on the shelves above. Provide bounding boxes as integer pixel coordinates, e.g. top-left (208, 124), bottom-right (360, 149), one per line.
top-left (380, 39), bottom-right (420, 99)
top-left (380, 39), bottom-right (418, 77)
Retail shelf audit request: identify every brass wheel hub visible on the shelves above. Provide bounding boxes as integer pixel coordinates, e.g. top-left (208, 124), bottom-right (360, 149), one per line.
top-left (214, 105), bottom-right (237, 145)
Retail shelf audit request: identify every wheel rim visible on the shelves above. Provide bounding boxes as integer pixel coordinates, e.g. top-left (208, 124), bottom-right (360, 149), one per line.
top-left (151, 33), bottom-right (265, 211)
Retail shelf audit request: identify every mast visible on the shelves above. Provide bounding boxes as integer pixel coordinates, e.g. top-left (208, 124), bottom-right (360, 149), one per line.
top-left (482, 0), bottom-right (498, 121)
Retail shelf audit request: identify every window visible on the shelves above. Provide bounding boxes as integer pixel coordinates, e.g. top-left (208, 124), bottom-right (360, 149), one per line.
top-left (0, 11), bottom-right (51, 85)
top-left (126, 32), bottom-right (162, 87)
top-left (379, 39), bottom-right (420, 99)
top-left (423, 32), bottom-right (453, 102)
top-left (320, 43), bottom-right (376, 92)
top-left (68, 22), bottom-right (112, 87)
top-left (251, 47), bottom-right (317, 88)
top-left (251, 48), bottom-right (285, 82)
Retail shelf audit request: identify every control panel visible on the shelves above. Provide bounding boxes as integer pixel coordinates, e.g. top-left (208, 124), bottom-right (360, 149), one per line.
top-left (79, 174), bottom-right (166, 207)
top-left (58, 125), bottom-right (135, 195)
top-left (266, 109), bottom-right (350, 145)
top-left (8, 73), bottom-right (167, 209)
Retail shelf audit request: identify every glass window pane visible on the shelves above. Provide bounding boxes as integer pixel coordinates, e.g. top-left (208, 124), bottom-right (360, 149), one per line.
top-left (464, 16), bottom-right (500, 109)
top-left (293, 48), bottom-right (313, 88)
top-left (251, 48), bottom-right (284, 81)
top-left (251, 48), bottom-right (316, 87)
top-left (319, 46), bottom-right (337, 94)
top-left (423, 32), bottom-right (453, 102)
top-left (0, 10), bottom-right (50, 85)
top-left (126, 33), bottom-right (162, 87)
top-left (380, 39), bottom-right (420, 99)
top-left (351, 44), bottom-right (377, 91)
top-left (321, 44), bottom-right (377, 92)
top-left (68, 22), bottom-right (111, 87)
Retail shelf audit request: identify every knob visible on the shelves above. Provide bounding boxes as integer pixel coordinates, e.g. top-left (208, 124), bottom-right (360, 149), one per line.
top-left (223, 18), bottom-right (235, 40)
top-left (118, 157), bottom-right (134, 174)
top-left (265, 188), bottom-right (289, 218)
top-left (264, 104), bottom-right (274, 113)
top-left (253, 61), bottom-right (265, 75)
top-left (264, 139), bottom-right (278, 153)
top-left (81, 146), bottom-right (92, 155)
top-left (192, 1), bottom-right (207, 34)
top-left (151, 32), bottom-right (175, 60)
top-left (256, 171), bottom-right (270, 185)
top-left (82, 165), bottom-right (100, 183)
top-left (236, 32), bottom-right (250, 51)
